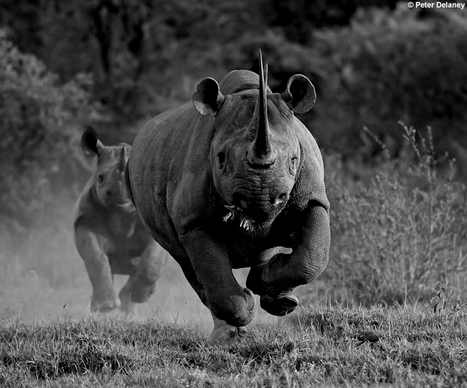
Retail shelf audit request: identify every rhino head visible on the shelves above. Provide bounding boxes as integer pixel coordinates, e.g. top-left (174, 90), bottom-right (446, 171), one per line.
top-left (81, 126), bottom-right (132, 208)
top-left (193, 53), bottom-right (316, 232)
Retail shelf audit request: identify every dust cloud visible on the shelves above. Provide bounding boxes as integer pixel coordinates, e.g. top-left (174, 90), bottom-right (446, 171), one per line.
top-left (0, 194), bottom-right (283, 331)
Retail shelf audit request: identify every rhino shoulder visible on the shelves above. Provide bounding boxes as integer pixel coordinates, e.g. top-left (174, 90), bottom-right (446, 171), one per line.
top-left (129, 101), bottom-right (216, 235)
top-left (292, 122), bottom-right (329, 211)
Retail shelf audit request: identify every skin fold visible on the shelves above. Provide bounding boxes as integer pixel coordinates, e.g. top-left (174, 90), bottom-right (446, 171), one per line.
top-left (127, 58), bottom-right (330, 342)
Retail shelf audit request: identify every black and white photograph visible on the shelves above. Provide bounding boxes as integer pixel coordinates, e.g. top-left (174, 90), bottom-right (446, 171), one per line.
top-left (1, 1), bottom-right (466, 386)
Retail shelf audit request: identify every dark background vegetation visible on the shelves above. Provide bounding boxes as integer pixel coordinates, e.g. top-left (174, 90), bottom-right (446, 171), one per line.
top-left (0, 0), bottom-right (466, 310)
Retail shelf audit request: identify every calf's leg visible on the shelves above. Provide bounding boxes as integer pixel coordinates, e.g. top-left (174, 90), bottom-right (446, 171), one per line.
top-left (75, 227), bottom-right (120, 312)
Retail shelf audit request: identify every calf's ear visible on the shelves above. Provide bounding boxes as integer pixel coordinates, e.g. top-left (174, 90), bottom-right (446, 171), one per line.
top-left (81, 126), bottom-right (105, 157)
top-left (193, 77), bottom-right (226, 116)
top-left (281, 74), bottom-right (316, 114)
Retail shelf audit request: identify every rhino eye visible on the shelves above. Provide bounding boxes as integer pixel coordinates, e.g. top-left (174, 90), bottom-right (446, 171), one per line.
top-left (97, 174), bottom-right (105, 184)
top-left (290, 156), bottom-right (298, 173)
top-left (217, 152), bottom-right (225, 169)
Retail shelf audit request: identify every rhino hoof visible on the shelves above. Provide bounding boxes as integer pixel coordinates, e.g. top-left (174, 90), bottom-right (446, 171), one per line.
top-left (90, 297), bottom-right (121, 313)
top-left (260, 294), bottom-right (299, 316)
top-left (211, 325), bottom-right (247, 344)
top-left (130, 285), bottom-right (156, 303)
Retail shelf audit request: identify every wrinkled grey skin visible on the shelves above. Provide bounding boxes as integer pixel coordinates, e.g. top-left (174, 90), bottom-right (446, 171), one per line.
top-left (73, 127), bottom-right (168, 315)
top-left (127, 55), bottom-right (330, 341)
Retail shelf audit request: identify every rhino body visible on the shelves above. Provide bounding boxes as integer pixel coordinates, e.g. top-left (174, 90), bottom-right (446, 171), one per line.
top-left (127, 55), bottom-right (330, 341)
top-left (74, 127), bottom-right (167, 315)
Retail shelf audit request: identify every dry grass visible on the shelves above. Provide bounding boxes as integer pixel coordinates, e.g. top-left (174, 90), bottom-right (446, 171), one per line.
top-left (324, 123), bottom-right (467, 305)
top-left (1, 303), bottom-right (467, 387)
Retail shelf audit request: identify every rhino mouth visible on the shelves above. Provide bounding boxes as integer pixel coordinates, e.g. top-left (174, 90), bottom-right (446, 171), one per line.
top-left (115, 201), bottom-right (133, 208)
top-left (222, 205), bottom-right (273, 232)
top-left (105, 197), bottom-right (134, 209)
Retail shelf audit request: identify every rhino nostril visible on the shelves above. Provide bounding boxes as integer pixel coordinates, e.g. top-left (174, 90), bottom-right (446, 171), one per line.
top-left (272, 193), bottom-right (288, 206)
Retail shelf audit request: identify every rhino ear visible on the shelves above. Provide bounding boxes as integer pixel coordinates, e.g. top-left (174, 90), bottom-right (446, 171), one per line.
top-left (81, 126), bottom-right (105, 157)
top-left (281, 74), bottom-right (316, 114)
top-left (192, 77), bottom-right (225, 116)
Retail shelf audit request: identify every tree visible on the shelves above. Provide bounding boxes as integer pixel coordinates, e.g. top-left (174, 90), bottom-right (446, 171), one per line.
top-left (0, 29), bottom-right (97, 226)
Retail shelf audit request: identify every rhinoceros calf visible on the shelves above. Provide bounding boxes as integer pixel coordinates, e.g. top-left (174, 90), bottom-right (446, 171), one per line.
top-left (74, 127), bottom-right (167, 315)
top-left (127, 54), bottom-right (330, 341)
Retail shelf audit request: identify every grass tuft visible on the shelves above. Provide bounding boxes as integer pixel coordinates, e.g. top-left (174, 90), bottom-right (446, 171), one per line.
top-left (1, 304), bottom-right (467, 386)
top-left (325, 122), bottom-right (467, 306)
top-left (1, 319), bottom-right (134, 381)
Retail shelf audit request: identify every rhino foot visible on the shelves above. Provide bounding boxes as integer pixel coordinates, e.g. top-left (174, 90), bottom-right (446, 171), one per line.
top-left (90, 295), bottom-right (121, 313)
top-left (210, 314), bottom-right (248, 344)
top-left (260, 294), bottom-right (299, 316)
top-left (211, 324), bottom-right (247, 344)
top-left (130, 281), bottom-right (156, 303)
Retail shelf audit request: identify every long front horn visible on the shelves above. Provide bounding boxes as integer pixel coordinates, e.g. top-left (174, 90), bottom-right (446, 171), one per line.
top-left (247, 51), bottom-right (276, 167)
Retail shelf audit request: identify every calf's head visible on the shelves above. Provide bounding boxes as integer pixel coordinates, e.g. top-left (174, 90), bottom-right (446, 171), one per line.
top-left (81, 127), bottom-right (131, 207)
top-left (193, 54), bottom-right (316, 231)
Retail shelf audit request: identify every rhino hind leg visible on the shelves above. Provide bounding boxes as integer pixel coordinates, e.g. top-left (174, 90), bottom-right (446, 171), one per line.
top-left (129, 278), bottom-right (157, 303)
top-left (118, 278), bottom-right (138, 316)
top-left (118, 268), bottom-right (157, 306)
top-left (129, 242), bottom-right (166, 303)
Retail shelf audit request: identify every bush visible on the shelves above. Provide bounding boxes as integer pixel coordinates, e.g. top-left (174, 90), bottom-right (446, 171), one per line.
top-left (0, 29), bottom-right (98, 228)
top-left (310, 5), bottom-right (467, 175)
top-left (324, 123), bottom-right (467, 305)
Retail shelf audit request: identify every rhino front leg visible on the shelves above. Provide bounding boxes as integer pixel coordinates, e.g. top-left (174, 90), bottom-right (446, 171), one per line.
top-left (247, 203), bottom-right (330, 315)
top-left (75, 226), bottom-right (120, 312)
top-left (181, 230), bottom-right (256, 337)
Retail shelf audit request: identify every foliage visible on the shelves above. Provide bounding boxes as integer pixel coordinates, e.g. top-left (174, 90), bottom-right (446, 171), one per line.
top-left (311, 5), bottom-right (467, 167)
top-left (2, 1), bottom-right (467, 175)
top-left (0, 29), bottom-right (98, 227)
top-left (1, 304), bottom-right (467, 387)
top-left (1, 0), bottom-right (266, 122)
top-left (325, 123), bottom-right (467, 305)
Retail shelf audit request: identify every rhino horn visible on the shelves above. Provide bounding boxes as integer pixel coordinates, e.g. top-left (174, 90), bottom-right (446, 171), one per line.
top-left (247, 51), bottom-right (276, 168)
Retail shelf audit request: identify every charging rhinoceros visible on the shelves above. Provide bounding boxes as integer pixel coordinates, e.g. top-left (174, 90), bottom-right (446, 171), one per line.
top-left (126, 53), bottom-right (330, 341)
top-left (74, 127), bottom-right (168, 315)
